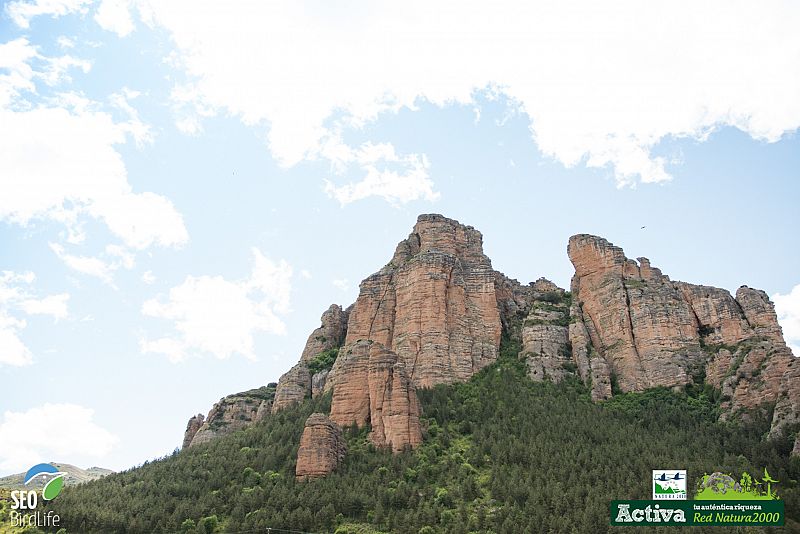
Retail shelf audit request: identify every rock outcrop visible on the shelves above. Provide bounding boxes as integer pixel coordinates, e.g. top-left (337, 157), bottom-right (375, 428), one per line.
top-left (519, 279), bottom-right (572, 384)
top-left (272, 362), bottom-right (312, 413)
top-left (182, 414), bottom-right (205, 449)
top-left (367, 344), bottom-right (423, 452)
top-left (300, 304), bottom-right (349, 362)
top-left (272, 304), bottom-right (350, 413)
top-left (569, 301), bottom-right (613, 401)
top-left (183, 216), bottom-right (799, 465)
top-left (329, 340), bottom-right (423, 452)
top-left (736, 286), bottom-right (786, 344)
top-left (769, 358), bottom-right (800, 454)
top-left (344, 214), bottom-right (502, 388)
top-left (185, 386), bottom-right (274, 448)
top-left (295, 413), bottom-right (347, 481)
top-left (567, 234), bottom-right (795, 432)
top-left (311, 369), bottom-right (330, 398)
top-left (568, 235), bottom-right (704, 392)
top-left (328, 341), bottom-right (372, 427)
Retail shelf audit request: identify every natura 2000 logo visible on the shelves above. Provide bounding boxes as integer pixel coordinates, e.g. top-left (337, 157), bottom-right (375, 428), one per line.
top-left (9, 463), bottom-right (64, 528)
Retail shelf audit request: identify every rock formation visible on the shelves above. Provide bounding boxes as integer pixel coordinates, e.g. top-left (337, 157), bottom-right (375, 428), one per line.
top-left (182, 215), bottom-right (799, 464)
top-left (272, 362), bottom-right (312, 413)
top-left (182, 414), bottom-right (205, 449)
top-left (300, 304), bottom-right (349, 362)
top-left (567, 235), bottom-right (704, 392)
top-left (328, 340), bottom-right (423, 452)
top-left (367, 345), bottom-right (422, 452)
top-left (184, 386), bottom-right (274, 448)
top-left (519, 279), bottom-right (573, 384)
top-left (295, 413), bottom-right (347, 481)
top-left (566, 234), bottom-right (795, 431)
top-left (328, 341), bottom-right (373, 427)
top-left (311, 369), bottom-right (330, 398)
top-left (771, 359), bottom-right (800, 454)
top-left (568, 301), bottom-right (613, 401)
top-left (344, 214), bottom-right (502, 388)
top-left (272, 304), bottom-right (350, 412)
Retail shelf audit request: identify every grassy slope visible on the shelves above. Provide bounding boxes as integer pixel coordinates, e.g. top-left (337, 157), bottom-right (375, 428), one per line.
top-left (25, 341), bottom-right (800, 534)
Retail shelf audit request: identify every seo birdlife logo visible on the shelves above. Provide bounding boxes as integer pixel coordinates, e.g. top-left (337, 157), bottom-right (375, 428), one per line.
top-left (9, 463), bottom-right (64, 528)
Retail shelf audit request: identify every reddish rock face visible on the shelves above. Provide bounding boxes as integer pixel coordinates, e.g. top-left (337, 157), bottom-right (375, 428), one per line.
top-left (771, 359), bottom-right (800, 450)
top-left (567, 234), bottom-right (796, 438)
top-left (736, 286), bottom-right (786, 344)
top-left (568, 235), bottom-right (703, 392)
top-left (295, 413), bottom-right (347, 481)
top-left (300, 304), bottom-right (349, 362)
top-left (328, 341), bottom-right (372, 428)
top-left (569, 303), bottom-right (612, 401)
top-left (367, 344), bottom-right (422, 452)
top-left (675, 283), bottom-right (752, 346)
top-left (345, 214), bottom-right (502, 388)
top-left (329, 340), bottom-right (423, 452)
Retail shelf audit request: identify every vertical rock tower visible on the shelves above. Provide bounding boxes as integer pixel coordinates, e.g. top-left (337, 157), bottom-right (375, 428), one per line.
top-left (343, 214), bottom-right (502, 387)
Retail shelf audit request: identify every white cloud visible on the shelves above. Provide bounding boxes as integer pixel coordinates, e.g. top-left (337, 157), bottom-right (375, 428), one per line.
top-left (332, 279), bottom-right (348, 292)
top-left (49, 242), bottom-right (141, 285)
top-left (0, 314), bottom-right (32, 367)
top-left (49, 243), bottom-right (116, 284)
top-left (95, 0), bottom-right (135, 37)
top-left (0, 38), bottom-right (188, 251)
top-left (299, 269), bottom-right (312, 280)
top-left (323, 140), bottom-right (438, 205)
top-left (136, 1), bottom-right (800, 190)
top-left (141, 248), bottom-right (292, 362)
top-left (0, 106), bottom-right (188, 249)
top-left (141, 270), bottom-right (155, 284)
top-left (18, 294), bottom-right (69, 318)
top-left (774, 285), bottom-right (800, 357)
top-left (57, 36), bottom-right (75, 49)
top-left (0, 271), bottom-right (69, 367)
top-left (109, 88), bottom-right (152, 147)
top-left (5, 0), bottom-right (92, 29)
top-left (0, 38), bottom-right (39, 107)
top-left (0, 403), bottom-right (118, 474)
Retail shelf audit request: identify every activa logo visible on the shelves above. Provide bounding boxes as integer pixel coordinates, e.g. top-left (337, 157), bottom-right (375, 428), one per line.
top-left (10, 463), bottom-right (64, 528)
top-left (615, 503), bottom-right (687, 524)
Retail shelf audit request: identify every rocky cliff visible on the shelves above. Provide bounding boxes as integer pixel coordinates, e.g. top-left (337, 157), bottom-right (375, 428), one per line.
top-left (183, 386), bottom-right (275, 448)
top-left (272, 305), bottom-right (350, 413)
top-left (344, 214), bottom-right (502, 387)
top-left (181, 215), bottom-right (799, 477)
top-left (566, 235), bottom-right (796, 437)
top-left (328, 340), bottom-right (422, 452)
top-left (295, 413), bottom-right (347, 481)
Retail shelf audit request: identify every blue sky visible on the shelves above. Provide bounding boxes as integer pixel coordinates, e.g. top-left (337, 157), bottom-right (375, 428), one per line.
top-left (0, 0), bottom-right (799, 475)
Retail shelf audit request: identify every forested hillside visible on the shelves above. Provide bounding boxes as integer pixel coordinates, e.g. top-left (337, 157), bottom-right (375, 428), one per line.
top-left (37, 334), bottom-right (799, 534)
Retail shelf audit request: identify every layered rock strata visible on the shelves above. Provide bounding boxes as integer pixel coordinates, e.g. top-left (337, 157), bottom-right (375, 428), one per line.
top-left (344, 214), bottom-right (502, 388)
top-left (272, 362), bottom-right (312, 413)
top-left (300, 304), bottom-right (349, 362)
top-left (272, 304), bottom-right (350, 412)
top-left (185, 386), bottom-right (275, 448)
top-left (519, 279), bottom-right (572, 384)
top-left (329, 340), bottom-right (422, 452)
top-left (295, 413), bottom-right (347, 481)
top-left (566, 234), bottom-right (795, 433)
